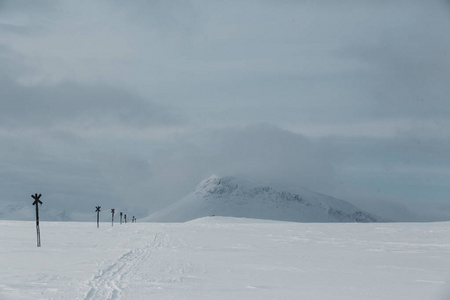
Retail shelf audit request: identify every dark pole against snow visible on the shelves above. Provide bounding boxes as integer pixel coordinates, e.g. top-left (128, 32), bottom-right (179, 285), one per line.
top-left (111, 209), bottom-right (115, 226)
top-left (120, 212), bottom-right (123, 224)
top-left (132, 216), bottom-right (135, 223)
top-left (124, 214), bottom-right (127, 223)
top-left (31, 194), bottom-right (43, 247)
top-left (95, 206), bottom-right (101, 228)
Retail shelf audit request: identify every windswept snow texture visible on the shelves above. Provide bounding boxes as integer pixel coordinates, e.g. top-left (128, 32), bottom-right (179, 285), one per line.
top-left (147, 176), bottom-right (378, 222)
top-left (1, 218), bottom-right (450, 299)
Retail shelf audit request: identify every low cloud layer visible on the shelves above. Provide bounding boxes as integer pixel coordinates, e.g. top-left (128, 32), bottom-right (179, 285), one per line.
top-left (0, 78), bottom-right (180, 130)
top-left (141, 124), bottom-right (450, 222)
top-left (146, 125), bottom-right (338, 210)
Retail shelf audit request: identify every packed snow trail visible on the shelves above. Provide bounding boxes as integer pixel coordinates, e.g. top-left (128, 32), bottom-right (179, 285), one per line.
top-left (1, 218), bottom-right (450, 299)
top-left (83, 232), bottom-right (178, 300)
top-left (83, 248), bottom-right (151, 300)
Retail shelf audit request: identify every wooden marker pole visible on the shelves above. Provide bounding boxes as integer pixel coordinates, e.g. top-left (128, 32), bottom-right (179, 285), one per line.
top-left (95, 206), bottom-right (101, 228)
top-left (31, 194), bottom-right (43, 247)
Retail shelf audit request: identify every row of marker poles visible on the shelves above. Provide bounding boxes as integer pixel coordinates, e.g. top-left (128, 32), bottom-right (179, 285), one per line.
top-left (98, 209), bottom-right (136, 227)
top-left (31, 193), bottom-right (137, 248)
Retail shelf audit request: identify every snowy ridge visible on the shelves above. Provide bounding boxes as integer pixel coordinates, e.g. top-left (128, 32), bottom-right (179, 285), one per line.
top-left (146, 176), bottom-right (379, 222)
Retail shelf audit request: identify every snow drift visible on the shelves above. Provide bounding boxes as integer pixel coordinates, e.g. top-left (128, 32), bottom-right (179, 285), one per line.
top-left (147, 176), bottom-right (379, 222)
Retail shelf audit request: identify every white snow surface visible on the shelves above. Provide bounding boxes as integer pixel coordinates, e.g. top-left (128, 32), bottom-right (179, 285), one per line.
top-left (1, 218), bottom-right (450, 300)
top-left (146, 175), bottom-right (379, 222)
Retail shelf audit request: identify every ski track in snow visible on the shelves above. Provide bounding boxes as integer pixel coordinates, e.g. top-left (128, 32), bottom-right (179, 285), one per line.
top-left (83, 248), bottom-right (145, 300)
top-left (83, 231), bottom-right (175, 300)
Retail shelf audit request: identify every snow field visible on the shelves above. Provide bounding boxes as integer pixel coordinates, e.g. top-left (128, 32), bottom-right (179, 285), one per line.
top-left (1, 218), bottom-right (450, 299)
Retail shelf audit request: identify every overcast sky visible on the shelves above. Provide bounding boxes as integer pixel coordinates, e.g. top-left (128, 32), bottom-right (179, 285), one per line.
top-left (1, 0), bottom-right (450, 221)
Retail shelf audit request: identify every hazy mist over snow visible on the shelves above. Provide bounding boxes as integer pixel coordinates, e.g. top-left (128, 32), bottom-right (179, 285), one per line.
top-left (1, 0), bottom-right (450, 221)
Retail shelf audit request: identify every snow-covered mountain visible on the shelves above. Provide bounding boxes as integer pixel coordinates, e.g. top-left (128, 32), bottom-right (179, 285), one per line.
top-left (146, 176), bottom-right (379, 222)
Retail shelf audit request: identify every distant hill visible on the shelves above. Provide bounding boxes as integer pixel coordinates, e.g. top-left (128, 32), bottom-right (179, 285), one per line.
top-left (146, 176), bottom-right (379, 223)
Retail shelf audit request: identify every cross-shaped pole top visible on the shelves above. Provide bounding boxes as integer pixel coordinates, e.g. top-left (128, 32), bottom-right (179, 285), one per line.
top-left (95, 206), bottom-right (101, 212)
top-left (111, 208), bottom-right (115, 213)
top-left (31, 194), bottom-right (43, 205)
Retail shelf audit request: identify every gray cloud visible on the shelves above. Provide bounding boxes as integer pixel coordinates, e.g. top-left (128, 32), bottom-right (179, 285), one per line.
top-left (351, 35), bottom-right (450, 120)
top-left (145, 124), bottom-right (450, 221)
top-left (0, 128), bottom-right (157, 220)
top-left (0, 77), bottom-right (180, 130)
top-left (2, 0), bottom-right (448, 130)
top-left (146, 125), bottom-right (339, 211)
